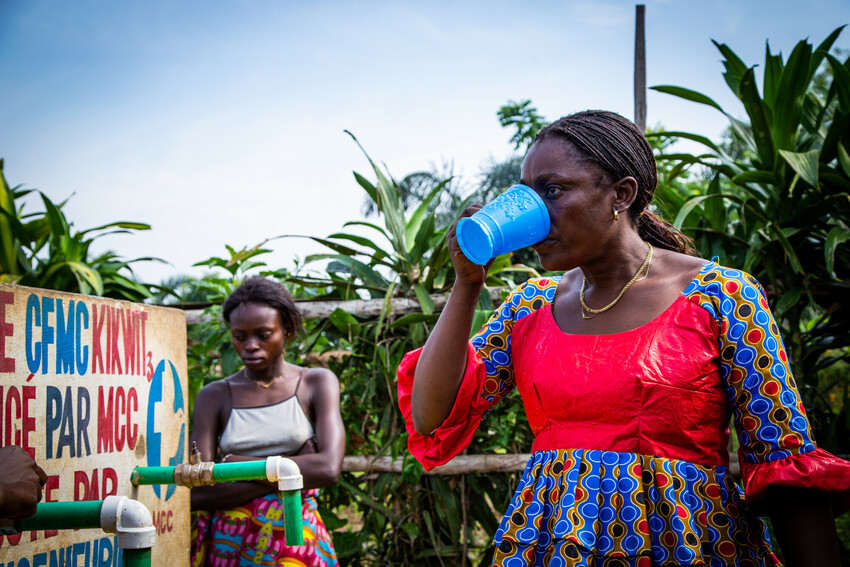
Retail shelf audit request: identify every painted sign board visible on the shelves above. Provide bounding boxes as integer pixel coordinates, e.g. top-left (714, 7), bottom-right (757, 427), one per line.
top-left (0, 283), bottom-right (189, 566)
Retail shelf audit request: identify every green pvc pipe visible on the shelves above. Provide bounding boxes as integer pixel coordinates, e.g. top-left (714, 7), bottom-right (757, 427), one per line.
top-left (130, 466), bottom-right (174, 486)
top-left (282, 490), bottom-right (304, 546)
top-left (131, 460), bottom-right (270, 485)
top-left (123, 548), bottom-right (152, 567)
top-left (13, 501), bottom-right (152, 567)
top-left (14, 500), bottom-right (103, 531)
top-left (212, 460), bottom-right (269, 482)
top-left (131, 460), bottom-right (304, 546)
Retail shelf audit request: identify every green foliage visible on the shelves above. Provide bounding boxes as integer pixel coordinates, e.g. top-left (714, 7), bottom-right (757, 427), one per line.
top-left (0, 159), bottom-right (163, 302)
top-left (149, 274), bottom-right (212, 306)
top-left (360, 161), bottom-right (470, 228)
top-left (283, 133), bottom-right (533, 565)
top-left (178, 125), bottom-right (543, 562)
top-left (650, 28), bottom-right (850, 457)
top-left (497, 99), bottom-right (548, 152)
top-left (292, 131), bottom-right (532, 301)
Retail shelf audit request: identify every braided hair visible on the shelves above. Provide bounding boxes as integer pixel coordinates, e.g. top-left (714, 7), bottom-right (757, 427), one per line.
top-left (534, 110), bottom-right (696, 255)
top-left (222, 276), bottom-right (303, 339)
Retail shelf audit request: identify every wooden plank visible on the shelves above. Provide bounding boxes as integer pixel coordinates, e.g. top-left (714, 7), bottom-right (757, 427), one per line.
top-left (184, 288), bottom-right (509, 324)
top-left (340, 452), bottom-right (850, 479)
top-left (342, 453), bottom-right (846, 477)
top-left (342, 454), bottom-right (532, 475)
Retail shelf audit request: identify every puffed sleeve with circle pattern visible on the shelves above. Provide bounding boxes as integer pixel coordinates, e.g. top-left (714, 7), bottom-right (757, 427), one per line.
top-left (684, 264), bottom-right (850, 513)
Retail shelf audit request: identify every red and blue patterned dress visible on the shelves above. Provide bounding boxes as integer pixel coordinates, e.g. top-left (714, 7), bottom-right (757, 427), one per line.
top-left (397, 263), bottom-right (850, 566)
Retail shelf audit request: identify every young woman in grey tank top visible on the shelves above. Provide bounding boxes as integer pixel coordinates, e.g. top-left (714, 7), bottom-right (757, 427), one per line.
top-left (190, 276), bottom-right (345, 566)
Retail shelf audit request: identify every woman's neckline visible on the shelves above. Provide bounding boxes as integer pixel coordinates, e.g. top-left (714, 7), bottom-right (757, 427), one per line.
top-left (227, 367), bottom-right (306, 410)
top-left (231, 393), bottom-right (300, 411)
top-left (545, 260), bottom-right (715, 337)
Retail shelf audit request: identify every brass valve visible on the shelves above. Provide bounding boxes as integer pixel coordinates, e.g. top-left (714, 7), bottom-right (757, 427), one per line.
top-left (173, 442), bottom-right (215, 487)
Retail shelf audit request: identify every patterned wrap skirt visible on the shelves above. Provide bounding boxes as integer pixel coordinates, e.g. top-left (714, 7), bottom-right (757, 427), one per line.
top-left (192, 489), bottom-right (337, 566)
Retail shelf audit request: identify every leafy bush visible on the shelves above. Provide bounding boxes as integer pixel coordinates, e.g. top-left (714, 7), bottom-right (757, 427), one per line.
top-left (0, 159), bottom-right (163, 301)
top-left (283, 134), bottom-right (536, 565)
top-left (651, 31), bottom-right (850, 559)
top-left (650, 27), bottom-right (850, 456)
top-left (180, 133), bottom-right (539, 564)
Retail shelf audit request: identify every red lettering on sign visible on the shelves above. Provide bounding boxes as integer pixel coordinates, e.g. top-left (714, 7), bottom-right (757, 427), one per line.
top-left (127, 387), bottom-right (138, 449)
top-left (0, 529), bottom-right (22, 546)
top-left (152, 509), bottom-right (175, 534)
top-left (73, 468), bottom-right (118, 501)
top-left (21, 385), bottom-right (35, 458)
top-left (109, 307), bottom-right (122, 375)
top-left (92, 304), bottom-right (105, 374)
top-left (0, 291), bottom-right (14, 373)
top-left (115, 388), bottom-right (126, 451)
top-left (74, 470), bottom-right (90, 501)
top-left (97, 387), bottom-right (114, 453)
top-left (3, 385), bottom-right (20, 447)
top-left (2, 385), bottom-right (34, 455)
top-left (102, 467), bottom-right (118, 497)
top-left (122, 310), bottom-right (135, 375)
top-left (97, 386), bottom-right (138, 453)
top-left (142, 312), bottom-right (152, 381)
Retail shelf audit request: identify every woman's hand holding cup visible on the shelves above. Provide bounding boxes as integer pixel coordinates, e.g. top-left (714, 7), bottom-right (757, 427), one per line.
top-left (448, 204), bottom-right (493, 286)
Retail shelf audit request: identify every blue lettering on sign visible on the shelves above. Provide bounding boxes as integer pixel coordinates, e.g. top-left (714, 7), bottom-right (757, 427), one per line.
top-left (38, 537), bottom-right (121, 567)
top-left (57, 386), bottom-right (76, 458)
top-left (25, 294), bottom-right (40, 373)
top-left (73, 540), bottom-right (87, 566)
top-left (75, 302), bottom-right (89, 374)
top-left (40, 297), bottom-right (54, 375)
top-left (146, 359), bottom-right (185, 500)
top-left (24, 294), bottom-right (90, 376)
top-left (55, 299), bottom-right (75, 375)
top-left (45, 386), bottom-right (62, 459)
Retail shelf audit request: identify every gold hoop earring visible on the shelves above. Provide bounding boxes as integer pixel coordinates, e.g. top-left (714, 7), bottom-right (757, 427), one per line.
top-left (613, 208), bottom-right (619, 221)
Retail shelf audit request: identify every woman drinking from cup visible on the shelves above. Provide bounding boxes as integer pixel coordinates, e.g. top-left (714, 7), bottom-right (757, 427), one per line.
top-left (398, 110), bottom-right (849, 566)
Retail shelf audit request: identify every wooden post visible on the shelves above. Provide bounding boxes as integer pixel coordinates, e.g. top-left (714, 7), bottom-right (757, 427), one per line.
top-left (339, 452), bottom-right (752, 479)
top-left (342, 454), bottom-right (533, 475)
top-left (183, 287), bottom-right (510, 323)
top-left (634, 4), bottom-right (646, 132)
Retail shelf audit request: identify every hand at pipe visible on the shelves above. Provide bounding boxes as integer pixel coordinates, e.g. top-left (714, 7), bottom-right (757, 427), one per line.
top-left (0, 446), bottom-right (47, 520)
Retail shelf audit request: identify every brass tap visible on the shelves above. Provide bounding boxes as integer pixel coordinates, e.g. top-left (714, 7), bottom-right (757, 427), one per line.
top-left (173, 442), bottom-right (214, 487)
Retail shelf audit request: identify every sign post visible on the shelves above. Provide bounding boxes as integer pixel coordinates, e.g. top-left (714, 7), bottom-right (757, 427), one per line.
top-left (0, 283), bottom-right (189, 566)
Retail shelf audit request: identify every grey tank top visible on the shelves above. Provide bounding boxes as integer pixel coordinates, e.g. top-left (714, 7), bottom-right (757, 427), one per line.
top-left (218, 377), bottom-right (315, 457)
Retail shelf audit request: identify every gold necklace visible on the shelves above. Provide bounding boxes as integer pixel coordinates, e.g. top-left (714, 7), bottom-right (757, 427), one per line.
top-left (256, 377), bottom-right (279, 389)
top-left (244, 369), bottom-right (282, 389)
top-left (580, 243), bottom-right (653, 319)
top-left (246, 358), bottom-right (287, 388)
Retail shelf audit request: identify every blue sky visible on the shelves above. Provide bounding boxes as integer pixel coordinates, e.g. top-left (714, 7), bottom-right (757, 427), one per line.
top-left (2, 0), bottom-right (848, 283)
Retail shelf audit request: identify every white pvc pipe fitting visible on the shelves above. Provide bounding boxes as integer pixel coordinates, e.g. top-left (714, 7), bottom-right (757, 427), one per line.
top-left (265, 456), bottom-right (304, 491)
top-left (100, 495), bottom-right (157, 549)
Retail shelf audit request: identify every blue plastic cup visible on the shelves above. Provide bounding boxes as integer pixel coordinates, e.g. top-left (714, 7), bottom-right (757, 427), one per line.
top-left (456, 184), bottom-right (550, 265)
